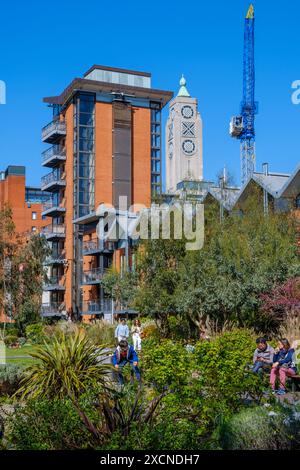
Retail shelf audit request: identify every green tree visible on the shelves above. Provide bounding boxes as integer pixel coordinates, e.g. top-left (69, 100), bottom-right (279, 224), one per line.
top-left (0, 205), bottom-right (16, 324)
top-left (102, 268), bottom-right (138, 310)
top-left (0, 206), bottom-right (50, 334)
top-left (134, 237), bottom-right (186, 336)
top-left (176, 199), bottom-right (299, 333)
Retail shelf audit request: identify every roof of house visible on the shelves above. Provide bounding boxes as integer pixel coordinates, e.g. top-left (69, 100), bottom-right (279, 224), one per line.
top-left (277, 163), bottom-right (300, 199)
top-left (203, 186), bottom-right (240, 211)
top-left (232, 171), bottom-right (291, 208)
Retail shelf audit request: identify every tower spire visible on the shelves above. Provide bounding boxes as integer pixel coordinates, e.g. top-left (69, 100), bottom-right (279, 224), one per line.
top-left (177, 74), bottom-right (190, 97)
top-left (246, 4), bottom-right (254, 19)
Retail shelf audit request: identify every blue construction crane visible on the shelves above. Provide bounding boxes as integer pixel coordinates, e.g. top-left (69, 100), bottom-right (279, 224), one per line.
top-left (230, 4), bottom-right (258, 185)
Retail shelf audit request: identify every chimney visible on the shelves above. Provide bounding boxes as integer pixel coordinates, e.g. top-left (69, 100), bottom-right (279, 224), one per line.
top-left (262, 163), bottom-right (269, 176)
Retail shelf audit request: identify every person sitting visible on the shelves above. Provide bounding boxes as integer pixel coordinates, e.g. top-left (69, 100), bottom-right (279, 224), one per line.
top-left (270, 338), bottom-right (297, 395)
top-left (112, 339), bottom-right (141, 386)
top-left (252, 337), bottom-right (274, 374)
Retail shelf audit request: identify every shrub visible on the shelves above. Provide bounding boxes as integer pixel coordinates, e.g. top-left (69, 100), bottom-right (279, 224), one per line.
top-left (25, 323), bottom-right (44, 344)
top-left (3, 335), bottom-right (18, 347)
top-left (168, 316), bottom-right (194, 341)
top-left (279, 315), bottom-right (300, 345)
top-left (218, 405), bottom-right (300, 450)
top-left (104, 419), bottom-right (200, 450)
top-left (0, 364), bottom-right (24, 396)
top-left (6, 397), bottom-right (96, 450)
top-left (194, 329), bottom-right (263, 413)
top-left (0, 325), bottom-right (19, 337)
top-left (141, 322), bottom-right (159, 341)
top-left (84, 321), bottom-right (115, 346)
top-left (17, 337), bottom-right (26, 347)
top-left (142, 339), bottom-right (191, 392)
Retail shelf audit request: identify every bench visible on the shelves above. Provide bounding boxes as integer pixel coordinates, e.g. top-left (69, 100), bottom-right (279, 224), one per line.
top-left (291, 375), bottom-right (300, 392)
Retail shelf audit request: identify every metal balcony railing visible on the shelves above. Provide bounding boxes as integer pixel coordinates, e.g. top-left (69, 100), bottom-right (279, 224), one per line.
top-left (42, 145), bottom-right (66, 165)
top-left (42, 120), bottom-right (66, 143)
top-left (81, 298), bottom-right (114, 315)
top-left (42, 224), bottom-right (65, 238)
top-left (81, 267), bottom-right (104, 284)
top-left (42, 199), bottom-right (65, 214)
top-left (82, 239), bottom-right (115, 255)
top-left (41, 302), bottom-right (66, 317)
top-left (43, 276), bottom-right (65, 290)
top-left (45, 251), bottom-right (66, 265)
top-left (41, 170), bottom-right (66, 190)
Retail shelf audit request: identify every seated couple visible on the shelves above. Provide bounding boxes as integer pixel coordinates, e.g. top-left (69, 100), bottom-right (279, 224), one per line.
top-left (253, 337), bottom-right (298, 395)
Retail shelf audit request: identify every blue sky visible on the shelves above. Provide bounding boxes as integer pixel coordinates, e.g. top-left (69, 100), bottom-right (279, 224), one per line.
top-left (0, 0), bottom-right (299, 188)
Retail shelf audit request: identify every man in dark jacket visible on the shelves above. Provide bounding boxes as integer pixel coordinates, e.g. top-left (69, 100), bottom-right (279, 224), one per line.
top-left (252, 337), bottom-right (274, 374)
top-left (112, 339), bottom-right (141, 385)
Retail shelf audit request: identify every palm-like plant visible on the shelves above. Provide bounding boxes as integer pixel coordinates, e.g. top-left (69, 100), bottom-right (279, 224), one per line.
top-left (16, 329), bottom-right (113, 400)
top-left (101, 387), bottom-right (167, 438)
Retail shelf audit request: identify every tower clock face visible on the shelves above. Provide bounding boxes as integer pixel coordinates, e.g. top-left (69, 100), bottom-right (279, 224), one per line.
top-left (181, 105), bottom-right (194, 119)
top-left (182, 139), bottom-right (196, 155)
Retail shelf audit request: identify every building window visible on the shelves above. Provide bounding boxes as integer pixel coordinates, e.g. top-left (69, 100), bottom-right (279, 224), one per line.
top-left (296, 194), bottom-right (300, 208)
top-left (32, 211), bottom-right (37, 220)
top-left (31, 226), bottom-right (37, 232)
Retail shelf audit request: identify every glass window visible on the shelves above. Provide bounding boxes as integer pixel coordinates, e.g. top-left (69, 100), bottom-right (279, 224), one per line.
top-left (78, 191), bottom-right (90, 205)
top-left (80, 100), bottom-right (94, 113)
top-left (79, 127), bottom-right (94, 140)
top-left (151, 160), bottom-right (160, 173)
top-left (79, 139), bottom-right (94, 152)
top-left (32, 211), bottom-right (37, 220)
top-left (79, 113), bottom-right (94, 126)
top-left (151, 149), bottom-right (161, 159)
top-left (31, 226), bottom-right (37, 232)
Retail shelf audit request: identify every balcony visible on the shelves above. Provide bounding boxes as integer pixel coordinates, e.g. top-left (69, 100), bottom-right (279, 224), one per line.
top-left (42, 120), bottom-right (66, 144)
top-left (81, 267), bottom-right (104, 285)
top-left (45, 251), bottom-right (67, 266)
top-left (41, 302), bottom-right (66, 318)
top-left (42, 145), bottom-right (66, 168)
top-left (41, 170), bottom-right (66, 192)
top-left (81, 298), bottom-right (114, 316)
top-left (43, 276), bottom-right (65, 291)
top-left (82, 239), bottom-right (115, 256)
top-left (42, 224), bottom-right (65, 241)
top-left (42, 200), bottom-right (66, 218)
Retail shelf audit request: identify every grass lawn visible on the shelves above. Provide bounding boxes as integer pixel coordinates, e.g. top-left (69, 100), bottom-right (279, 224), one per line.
top-left (4, 344), bottom-right (38, 366)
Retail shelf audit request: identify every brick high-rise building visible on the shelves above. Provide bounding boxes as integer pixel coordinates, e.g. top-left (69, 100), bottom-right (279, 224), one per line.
top-left (0, 165), bottom-right (49, 234)
top-left (0, 165), bottom-right (49, 323)
top-left (41, 65), bottom-right (173, 321)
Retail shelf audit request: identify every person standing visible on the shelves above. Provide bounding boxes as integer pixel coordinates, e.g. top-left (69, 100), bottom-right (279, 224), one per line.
top-left (131, 319), bottom-right (142, 352)
top-left (115, 318), bottom-right (129, 344)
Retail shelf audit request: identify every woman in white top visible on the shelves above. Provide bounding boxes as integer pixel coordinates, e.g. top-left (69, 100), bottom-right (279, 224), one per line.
top-left (131, 319), bottom-right (142, 352)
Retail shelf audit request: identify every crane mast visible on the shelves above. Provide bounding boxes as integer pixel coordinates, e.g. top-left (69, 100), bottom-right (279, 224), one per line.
top-left (230, 4), bottom-right (258, 185)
